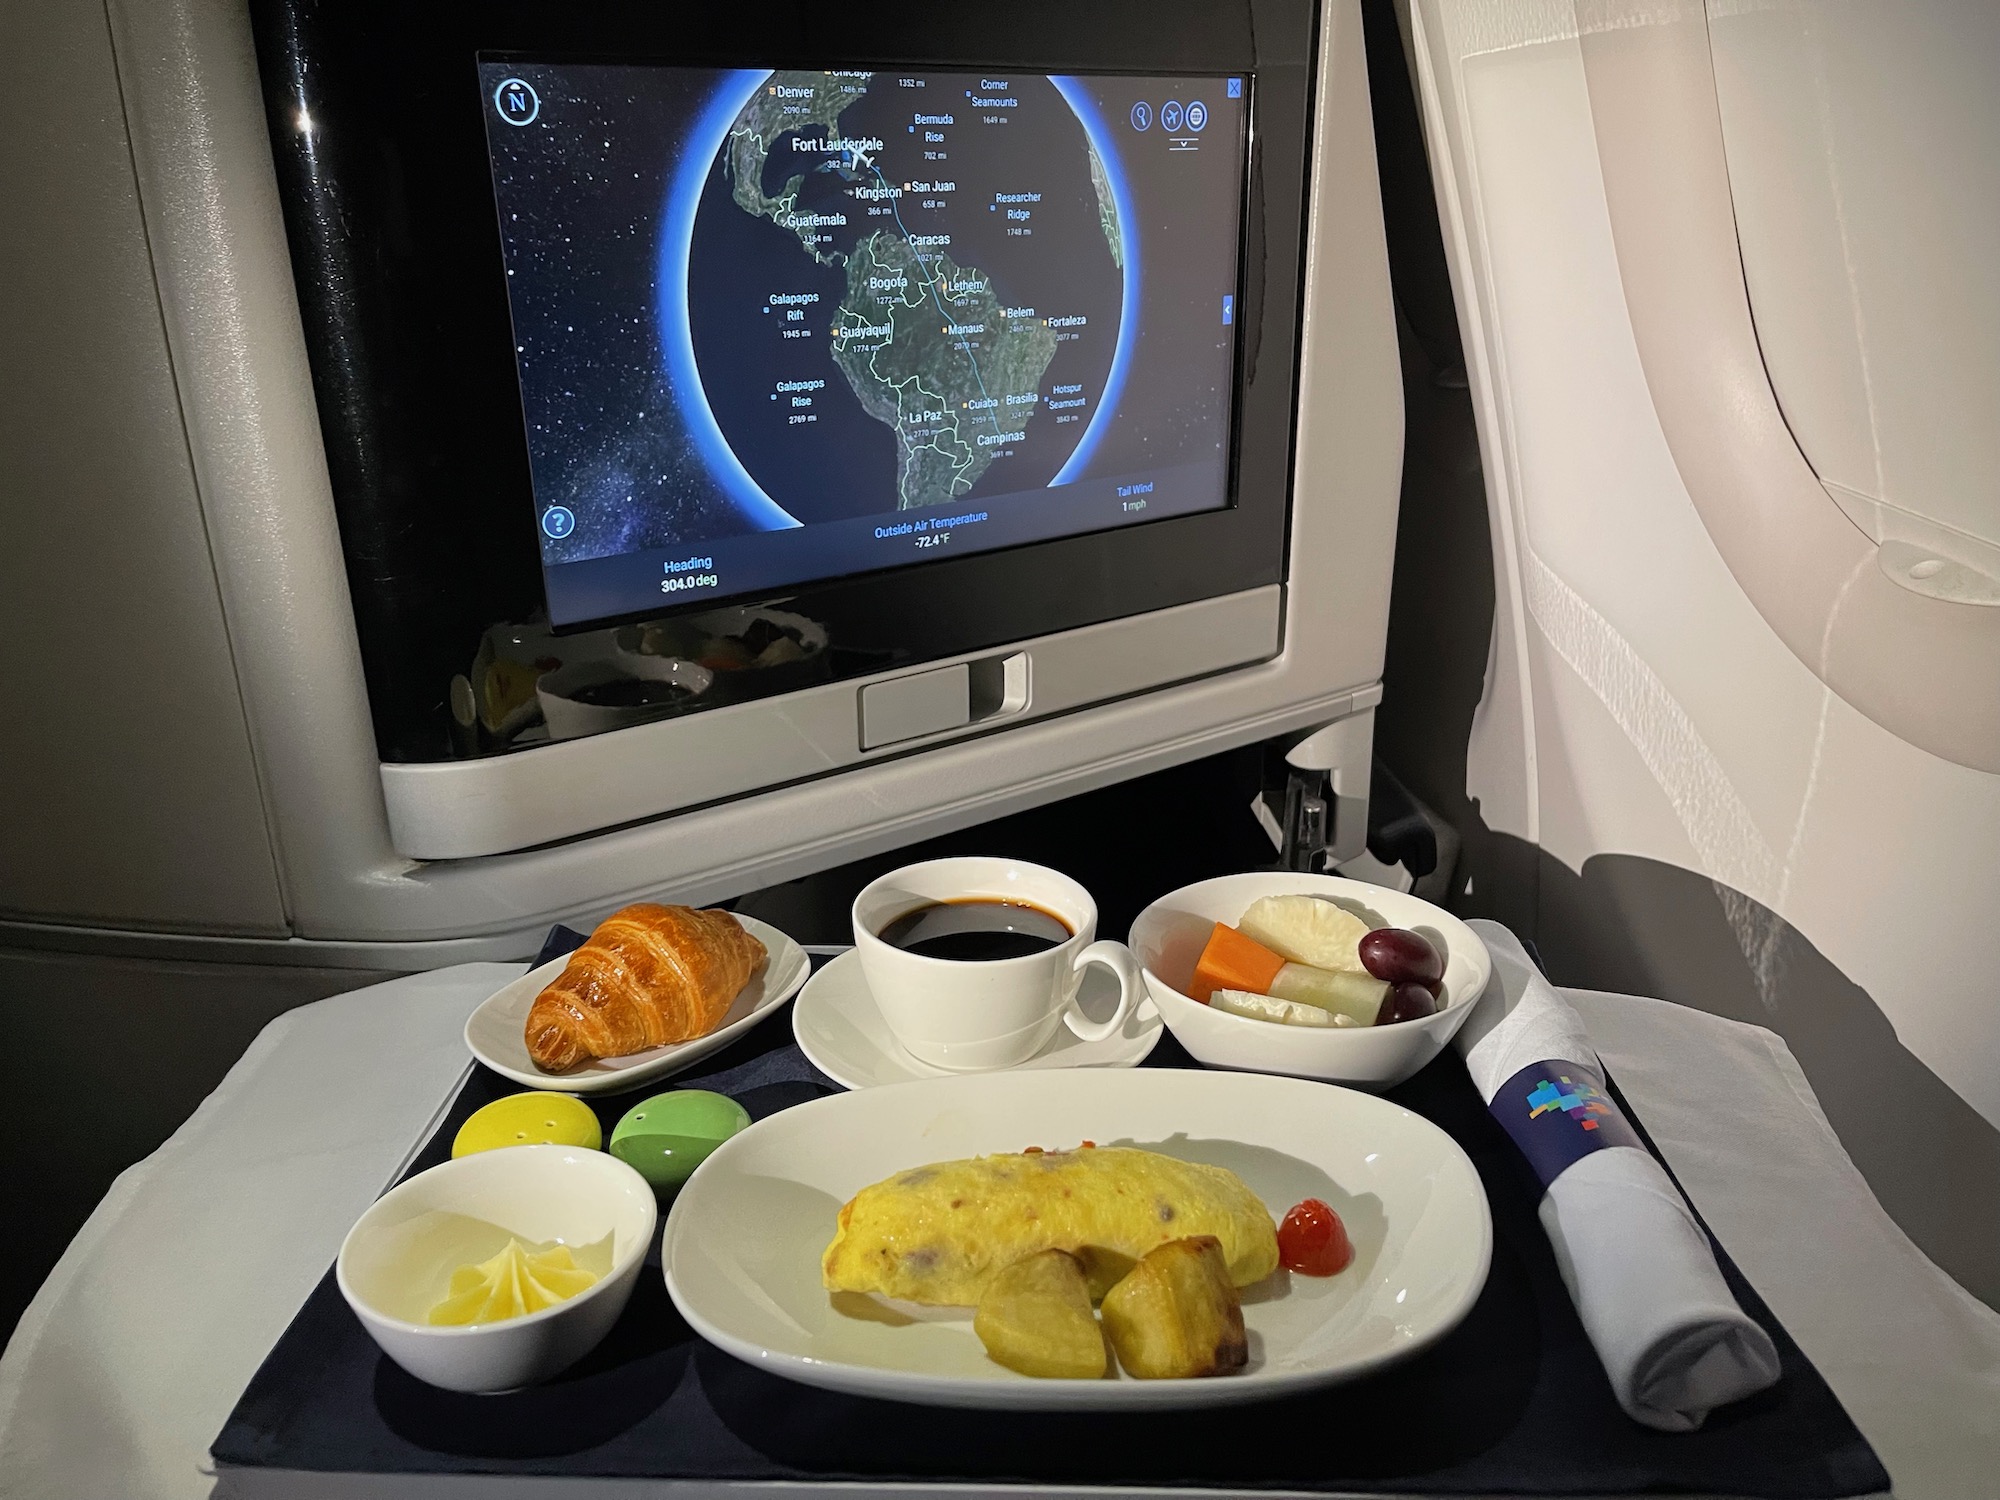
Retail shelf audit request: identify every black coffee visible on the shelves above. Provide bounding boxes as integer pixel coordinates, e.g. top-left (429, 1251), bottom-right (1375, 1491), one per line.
top-left (877, 899), bottom-right (1074, 962)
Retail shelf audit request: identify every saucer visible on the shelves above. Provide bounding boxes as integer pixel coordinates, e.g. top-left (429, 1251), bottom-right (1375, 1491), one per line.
top-left (792, 949), bottom-right (1161, 1090)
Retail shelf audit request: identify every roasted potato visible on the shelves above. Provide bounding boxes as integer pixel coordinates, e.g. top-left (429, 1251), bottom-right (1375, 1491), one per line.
top-left (1076, 1244), bottom-right (1136, 1302)
top-left (973, 1249), bottom-right (1107, 1379)
top-left (1100, 1235), bottom-right (1248, 1379)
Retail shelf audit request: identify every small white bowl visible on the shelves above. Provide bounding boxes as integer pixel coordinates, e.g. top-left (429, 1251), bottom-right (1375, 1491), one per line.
top-left (1129, 873), bottom-right (1491, 1090)
top-left (536, 655), bottom-right (712, 740)
top-left (336, 1144), bottom-right (657, 1393)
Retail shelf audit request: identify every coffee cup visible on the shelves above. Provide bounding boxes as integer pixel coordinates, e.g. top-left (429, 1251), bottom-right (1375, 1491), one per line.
top-left (852, 857), bottom-right (1141, 1071)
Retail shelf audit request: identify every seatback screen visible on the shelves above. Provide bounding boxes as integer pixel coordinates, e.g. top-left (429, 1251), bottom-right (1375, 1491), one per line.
top-left (478, 64), bottom-right (1250, 627)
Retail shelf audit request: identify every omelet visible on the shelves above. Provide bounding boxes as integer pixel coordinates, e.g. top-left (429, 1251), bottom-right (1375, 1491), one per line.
top-left (822, 1146), bottom-right (1279, 1306)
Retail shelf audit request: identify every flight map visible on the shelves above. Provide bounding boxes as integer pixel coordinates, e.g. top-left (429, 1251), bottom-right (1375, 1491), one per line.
top-left (479, 62), bottom-right (1247, 625)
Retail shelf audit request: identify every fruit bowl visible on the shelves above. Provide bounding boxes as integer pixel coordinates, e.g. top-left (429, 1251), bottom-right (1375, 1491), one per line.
top-left (1128, 874), bottom-right (1491, 1090)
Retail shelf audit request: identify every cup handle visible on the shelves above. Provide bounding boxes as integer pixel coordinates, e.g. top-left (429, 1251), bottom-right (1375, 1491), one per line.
top-left (1063, 940), bottom-right (1141, 1043)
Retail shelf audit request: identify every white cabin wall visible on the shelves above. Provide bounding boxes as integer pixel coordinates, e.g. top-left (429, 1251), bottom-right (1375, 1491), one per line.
top-left (1709, 0), bottom-right (2000, 585)
top-left (1394, 0), bottom-right (2000, 1304)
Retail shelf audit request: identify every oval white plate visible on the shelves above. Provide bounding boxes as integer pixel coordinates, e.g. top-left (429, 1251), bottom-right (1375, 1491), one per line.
top-left (464, 915), bottom-right (809, 1094)
top-left (792, 948), bottom-right (1161, 1090)
top-left (663, 1068), bottom-right (1490, 1409)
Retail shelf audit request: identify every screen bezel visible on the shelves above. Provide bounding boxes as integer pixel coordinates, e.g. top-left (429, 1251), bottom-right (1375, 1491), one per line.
top-left (248, 0), bottom-right (1318, 762)
top-left (475, 58), bottom-right (1261, 634)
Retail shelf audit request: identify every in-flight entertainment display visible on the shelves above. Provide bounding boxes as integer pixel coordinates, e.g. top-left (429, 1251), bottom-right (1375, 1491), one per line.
top-left (477, 63), bottom-right (1250, 627)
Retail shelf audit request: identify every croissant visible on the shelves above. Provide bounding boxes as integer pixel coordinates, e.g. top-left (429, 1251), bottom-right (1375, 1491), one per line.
top-left (525, 904), bottom-right (765, 1073)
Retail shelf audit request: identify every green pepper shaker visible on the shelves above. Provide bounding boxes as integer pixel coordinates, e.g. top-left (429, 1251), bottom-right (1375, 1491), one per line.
top-left (609, 1090), bottom-right (751, 1192)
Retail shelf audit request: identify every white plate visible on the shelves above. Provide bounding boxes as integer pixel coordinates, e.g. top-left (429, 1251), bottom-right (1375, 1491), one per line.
top-left (662, 1068), bottom-right (1491, 1409)
top-left (464, 915), bottom-right (809, 1094)
top-left (792, 948), bottom-right (1162, 1090)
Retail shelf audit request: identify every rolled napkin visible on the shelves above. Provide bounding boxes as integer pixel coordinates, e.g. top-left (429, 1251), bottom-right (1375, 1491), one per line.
top-left (1457, 919), bottom-right (1782, 1431)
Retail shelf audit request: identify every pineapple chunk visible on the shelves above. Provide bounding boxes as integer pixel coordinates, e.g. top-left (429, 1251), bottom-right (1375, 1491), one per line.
top-left (1238, 895), bottom-right (1376, 973)
top-left (1100, 1236), bottom-right (1248, 1379)
top-left (974, 1249), bottom-right (1107, 1379)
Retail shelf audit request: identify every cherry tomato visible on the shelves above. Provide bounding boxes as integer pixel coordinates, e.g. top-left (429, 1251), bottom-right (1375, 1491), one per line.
top-left (1277, 1197), bottom-right (1353, 1276)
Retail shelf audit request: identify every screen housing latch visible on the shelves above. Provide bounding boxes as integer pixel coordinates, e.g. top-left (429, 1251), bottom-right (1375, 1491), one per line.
top-left (858, 651), bottom-right (1031, 751)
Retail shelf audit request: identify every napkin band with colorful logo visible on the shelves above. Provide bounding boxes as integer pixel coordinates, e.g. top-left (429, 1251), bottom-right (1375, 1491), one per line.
top-left (1493, 1058), bottom-right (1645, 1192)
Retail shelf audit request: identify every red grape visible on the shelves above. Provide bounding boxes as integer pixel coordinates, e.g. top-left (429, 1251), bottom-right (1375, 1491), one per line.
top-left (1376, 981), bottom-right (1439, 1025)
top-left (1358, 927), bottom-right (1444, 994)
top-left (1277, 1198), bottom-right (1354, 1276)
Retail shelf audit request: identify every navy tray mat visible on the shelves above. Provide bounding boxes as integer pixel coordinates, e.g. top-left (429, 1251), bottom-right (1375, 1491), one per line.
top-left (213, 950), bottom-right (1887, 1497)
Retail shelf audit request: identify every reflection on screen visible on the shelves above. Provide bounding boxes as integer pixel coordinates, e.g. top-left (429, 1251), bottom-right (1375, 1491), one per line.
top-left (479, 63), bottom-right (1248, 626)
